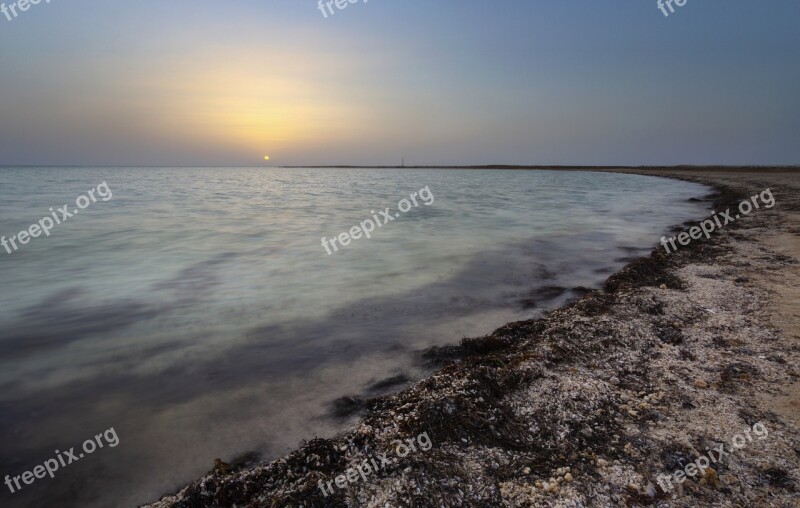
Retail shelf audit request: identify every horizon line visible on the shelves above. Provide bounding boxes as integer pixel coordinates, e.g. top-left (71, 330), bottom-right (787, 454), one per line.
top-left (1, 164), bottom-right (799, 170)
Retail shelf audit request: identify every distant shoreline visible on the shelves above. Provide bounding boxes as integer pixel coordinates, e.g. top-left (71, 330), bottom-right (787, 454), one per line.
top-left (279, 165), bottom-right (800, 171)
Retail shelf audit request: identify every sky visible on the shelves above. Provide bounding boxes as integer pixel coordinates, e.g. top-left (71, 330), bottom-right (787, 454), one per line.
top-left (0, 0), bottom-right (798, 167)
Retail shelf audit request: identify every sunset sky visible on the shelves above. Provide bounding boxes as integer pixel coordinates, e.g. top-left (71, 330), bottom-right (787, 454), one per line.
top-left (0, 0), bottom-right (798, 166)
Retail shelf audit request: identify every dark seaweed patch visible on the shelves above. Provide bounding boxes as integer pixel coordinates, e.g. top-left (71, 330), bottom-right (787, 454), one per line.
top-left (655, 325), bottom-right (684, 345)
top-left (330, 395), bottom-right (365, 417)
top-left (605, 255), bottom-right (685, 293)
top-left (762, 467), bottom-right (795, 490)
top-left (719, 363), bottom-right (759, 392)
top-left (368, 374), bottom-right (411, 392)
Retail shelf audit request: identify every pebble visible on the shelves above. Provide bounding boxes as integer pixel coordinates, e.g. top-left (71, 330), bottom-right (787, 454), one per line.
top-left (694, 378), bottom-right (708, 389)
top-left (542, 481), bottom-right (559, 493)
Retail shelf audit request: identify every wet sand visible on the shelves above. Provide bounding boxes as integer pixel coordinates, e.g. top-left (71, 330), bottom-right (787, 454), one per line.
top-left (144, 168), bottom-right (799, 507)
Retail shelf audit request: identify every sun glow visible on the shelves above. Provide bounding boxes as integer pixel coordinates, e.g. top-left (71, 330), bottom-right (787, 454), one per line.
top-left (136, 48), bottom-right (369, 161)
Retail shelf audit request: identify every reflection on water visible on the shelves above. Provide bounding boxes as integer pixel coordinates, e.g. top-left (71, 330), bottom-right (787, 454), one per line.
top-left (0, 168), bottom-right (711, 507)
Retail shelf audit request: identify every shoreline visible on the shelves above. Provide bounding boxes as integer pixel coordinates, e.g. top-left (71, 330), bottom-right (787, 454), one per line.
top-left (144, 168), bottom-right (799, 507)
top-left (277, 166), bottom-right (800, 172)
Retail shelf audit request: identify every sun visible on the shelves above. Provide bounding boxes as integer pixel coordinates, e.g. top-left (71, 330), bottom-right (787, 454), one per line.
top-left (263, 155), bottom-right (270, 161)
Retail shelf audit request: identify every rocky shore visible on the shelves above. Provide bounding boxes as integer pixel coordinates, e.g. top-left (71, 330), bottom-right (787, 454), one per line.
top-left (144, 169), bottom-right (799, 508)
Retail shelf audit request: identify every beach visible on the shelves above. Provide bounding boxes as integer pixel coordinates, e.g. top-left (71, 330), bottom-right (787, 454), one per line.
top-left (144, 168), bottom-right (799, 507)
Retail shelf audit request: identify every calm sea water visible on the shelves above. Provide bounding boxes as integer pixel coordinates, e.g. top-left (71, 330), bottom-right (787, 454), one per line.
top-left (0, 168), bottom-right (710, 507)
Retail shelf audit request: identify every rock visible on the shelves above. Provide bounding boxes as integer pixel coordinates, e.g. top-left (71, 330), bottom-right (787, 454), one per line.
top-left (702, 467), bottom-right (720, 487)
top-left (694, 379), bottom-right (708, 389)
top-left (564, 472), bottom-right (573, 482)
top-left (213, 458), bottom-right (231, 475)
top-left (542, 481), bottom-right (559, 493)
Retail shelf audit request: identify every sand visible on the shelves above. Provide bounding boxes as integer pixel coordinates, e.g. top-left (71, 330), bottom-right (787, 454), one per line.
top-left (143, 168), bottom-right (799, 508)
